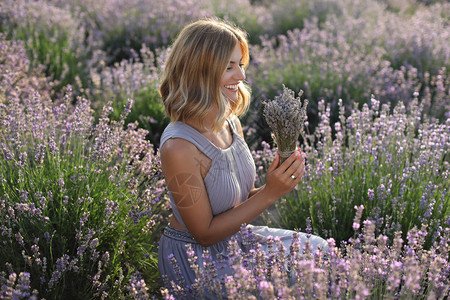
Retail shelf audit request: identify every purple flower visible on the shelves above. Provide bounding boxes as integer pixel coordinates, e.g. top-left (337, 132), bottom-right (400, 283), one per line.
top-left (368, 189), bottom-right (375, 201)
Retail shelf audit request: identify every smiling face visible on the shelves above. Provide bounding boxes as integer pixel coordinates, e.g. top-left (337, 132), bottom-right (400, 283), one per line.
top-left (220, 43), bottom-right (245, 103)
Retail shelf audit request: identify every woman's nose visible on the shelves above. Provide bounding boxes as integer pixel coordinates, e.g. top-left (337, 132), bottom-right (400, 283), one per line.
top-left (235, 66), bottom-right (245, 81)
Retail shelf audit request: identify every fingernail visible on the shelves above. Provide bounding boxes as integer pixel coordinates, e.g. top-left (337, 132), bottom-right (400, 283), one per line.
top-left (295, 151), bottom-right (300, 157)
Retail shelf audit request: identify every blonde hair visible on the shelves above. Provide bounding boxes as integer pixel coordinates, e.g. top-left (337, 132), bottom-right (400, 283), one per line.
top-left (159, 18), bottom-right (251, 132)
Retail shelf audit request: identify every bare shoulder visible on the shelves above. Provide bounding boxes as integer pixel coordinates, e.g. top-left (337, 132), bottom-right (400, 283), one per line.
top-left (161, 137), bottom-right (197, 155)
top-left (160, 138), bottom-right (199, 167)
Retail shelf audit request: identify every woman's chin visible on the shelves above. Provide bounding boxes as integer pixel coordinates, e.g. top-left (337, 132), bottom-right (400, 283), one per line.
top-left (226, 94), bottom-right (238, 103)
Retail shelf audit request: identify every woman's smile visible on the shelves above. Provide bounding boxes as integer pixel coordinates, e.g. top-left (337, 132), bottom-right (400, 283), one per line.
top-left (221, 43), bottom-right (245, 102)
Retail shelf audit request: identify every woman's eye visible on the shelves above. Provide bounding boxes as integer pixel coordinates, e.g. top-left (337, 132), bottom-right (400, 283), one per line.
top-left (226, 63), bottom-right (244, 71)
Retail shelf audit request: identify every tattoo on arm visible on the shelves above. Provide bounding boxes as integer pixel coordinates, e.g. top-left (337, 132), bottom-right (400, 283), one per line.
top-left (168, 173), bottom-right (204, 209)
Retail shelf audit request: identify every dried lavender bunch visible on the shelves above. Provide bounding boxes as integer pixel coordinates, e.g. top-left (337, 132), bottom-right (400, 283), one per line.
top-left (263, 85), bottom-right (308, 164)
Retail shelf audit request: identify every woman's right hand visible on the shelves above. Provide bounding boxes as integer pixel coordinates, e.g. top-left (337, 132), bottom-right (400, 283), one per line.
top-left (263, 150), bottom-right (306, 201)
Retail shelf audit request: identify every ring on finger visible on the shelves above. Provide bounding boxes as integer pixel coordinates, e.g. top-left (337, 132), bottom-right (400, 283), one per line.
top-left (290, 174), bottom-right (296, 179)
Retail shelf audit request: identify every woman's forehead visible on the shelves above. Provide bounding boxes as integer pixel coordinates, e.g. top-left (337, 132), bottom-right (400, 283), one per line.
top-left (229, 44), bottom-right (243, 61)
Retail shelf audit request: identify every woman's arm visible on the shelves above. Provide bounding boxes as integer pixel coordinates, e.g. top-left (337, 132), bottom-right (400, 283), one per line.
top-left (161, 136), bottom-right (305, 247)
top-left (248, 186), bottom-right (263, 198)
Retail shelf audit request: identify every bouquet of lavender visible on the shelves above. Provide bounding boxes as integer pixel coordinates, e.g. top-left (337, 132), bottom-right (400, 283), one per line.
top-left (263, 85), bottom-right (308, 164)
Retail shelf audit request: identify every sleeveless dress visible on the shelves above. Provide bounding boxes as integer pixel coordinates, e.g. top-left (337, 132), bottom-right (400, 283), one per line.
top-left (158, 116), bottom-right (328, 298)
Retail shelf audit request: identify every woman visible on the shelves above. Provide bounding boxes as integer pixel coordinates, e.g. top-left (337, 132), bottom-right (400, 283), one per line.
top-left (158, 18), bottom-right (328, 298)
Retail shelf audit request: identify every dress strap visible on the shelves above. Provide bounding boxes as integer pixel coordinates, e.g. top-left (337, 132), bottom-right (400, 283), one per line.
top-left (227, 115), bottom-right (239, 134)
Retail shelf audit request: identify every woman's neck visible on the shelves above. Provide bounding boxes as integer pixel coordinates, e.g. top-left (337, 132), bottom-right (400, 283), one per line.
top-left (184, 106), bottom-right (230, 134)
top-left (184, 118), bottom-right (227, 134)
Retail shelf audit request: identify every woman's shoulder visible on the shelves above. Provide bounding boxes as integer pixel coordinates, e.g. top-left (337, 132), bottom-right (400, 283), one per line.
top-left (160, 137), bottom-right (202, 174)
top-left (160, 122), bottom-right (194, 149)
top-left (161, 137), bottom-right (198, 157)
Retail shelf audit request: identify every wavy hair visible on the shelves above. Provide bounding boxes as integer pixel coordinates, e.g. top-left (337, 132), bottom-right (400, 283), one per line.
top-left (159, 18), bottom-right (251, 132)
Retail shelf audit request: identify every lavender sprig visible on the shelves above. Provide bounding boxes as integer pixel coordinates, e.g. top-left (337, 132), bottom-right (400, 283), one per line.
top-left (263, 85), bottom-right (308, 164)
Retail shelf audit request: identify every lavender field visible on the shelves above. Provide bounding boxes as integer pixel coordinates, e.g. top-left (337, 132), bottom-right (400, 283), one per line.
top-left (0, 0), bottom-right (449, 299)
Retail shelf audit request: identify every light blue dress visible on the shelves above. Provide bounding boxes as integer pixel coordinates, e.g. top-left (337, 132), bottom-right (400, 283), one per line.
top-left (158, 116), bottom-right (328, 299)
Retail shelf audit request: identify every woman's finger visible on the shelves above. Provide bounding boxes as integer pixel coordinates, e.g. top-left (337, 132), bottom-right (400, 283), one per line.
top-left (278, 151), bottom-right (301, 173)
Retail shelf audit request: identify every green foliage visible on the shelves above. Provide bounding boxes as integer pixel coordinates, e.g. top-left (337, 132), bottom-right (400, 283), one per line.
top-left (0, 92), bottom-right (169, 298)
top-left (127, 86), bottom-right (170, 148)
top-left (0, 0), bottom-right (449, 297)
top-left (262, 98), bottom-right (449, 248)
top-left (0, 1), bottom-right (91, 93)
top-left (88, 46), bottom-right (169, 147)
top-left (14, 27), bottom-right (85, 91)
